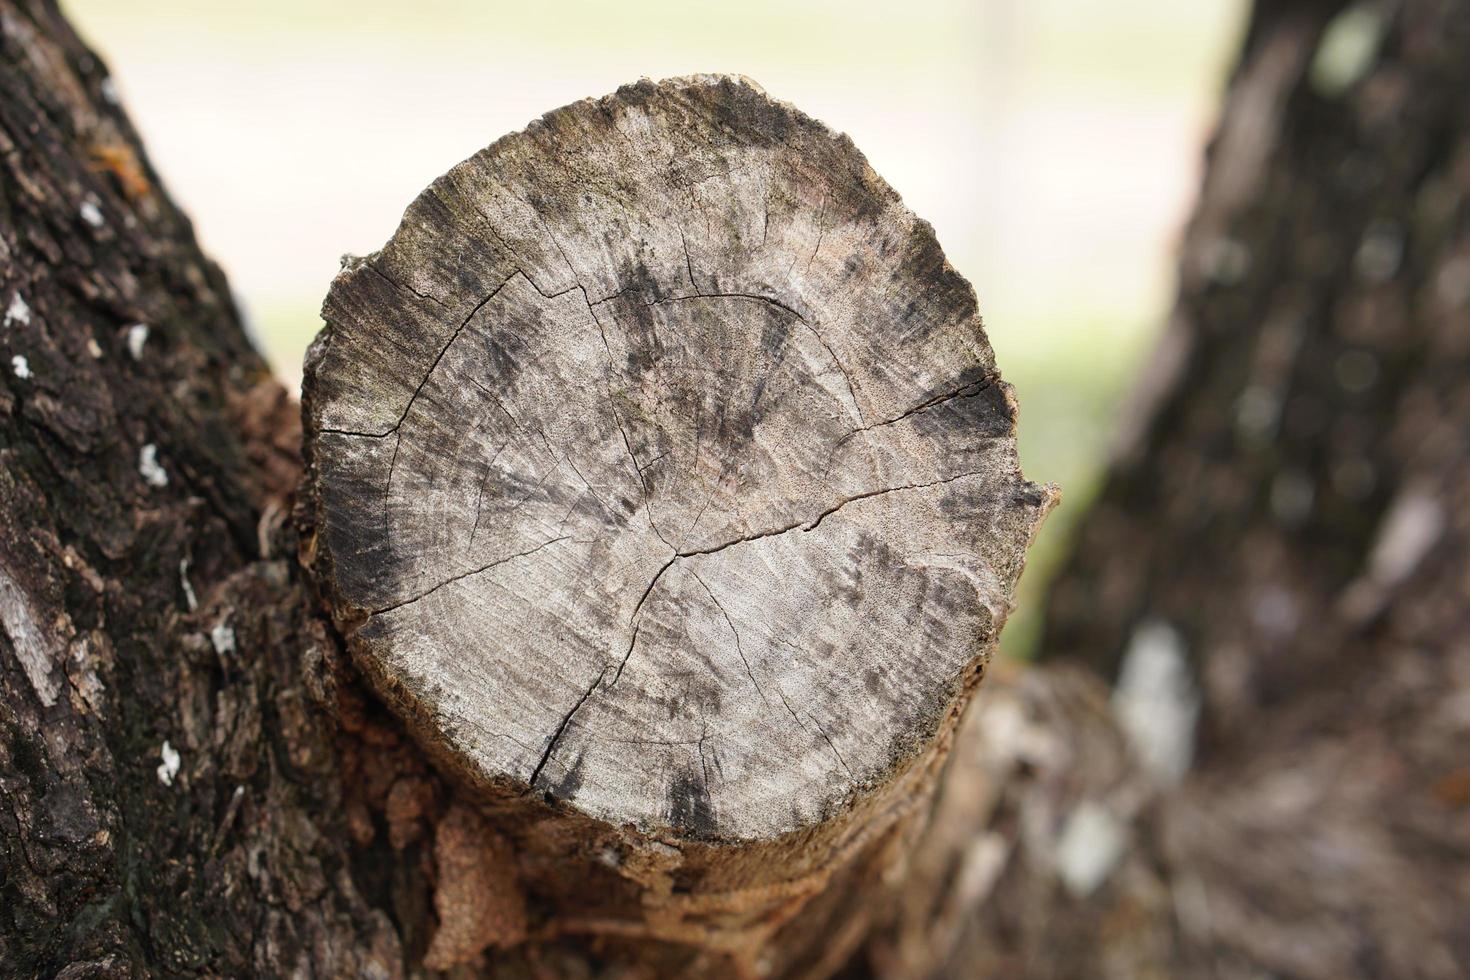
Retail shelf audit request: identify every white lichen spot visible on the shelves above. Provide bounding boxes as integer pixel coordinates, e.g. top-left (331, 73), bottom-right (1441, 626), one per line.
top-left (1, 566), bottom-right (61, 706)
top-left (210, 620), bottom-right (237, 656)
top-left (68, 635), bottom-right (107, 713)
top-left (1270, 470), bottom-right (1316, 525)
top-left (179, 558), bottom-right (198, 612)
top-left (4, 292), bottom-right (30, 327)
top-left (1234, 385), bottom-right (1280, 442)
top-left (1436, 255), bottom-right (1470, 309)
top-left (1355, 222), bottom-right (1403, 282)
top-left (126, 323), bottom-right (149, 360)
top-left (79, 197), bottom-right (105, 229)
top-left (1198, 236), bottom-right (1251, 286)
top-left (11, 355), bottom-right (31, 379)
top-left (1310, 3), bottom-right (1384, 97)
top-left (100, 77), bottom-right (119, 105)
top-left (1113, 619), bottom-right (1199, 785)
top-left (86, 338), bottom-right (104, 359)
top-left (1367, 486), bottom-right (1443, 588)
top-left (156, 740), bottom-right (181, 786)
top-left (1054, 801), bottom-right (1127, 898)
top-left (138, 443), bottom-right (169, 488)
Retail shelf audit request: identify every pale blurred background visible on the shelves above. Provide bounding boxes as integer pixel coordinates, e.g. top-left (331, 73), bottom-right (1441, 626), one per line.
top-left (65, 0), bottom-right (1245, 655)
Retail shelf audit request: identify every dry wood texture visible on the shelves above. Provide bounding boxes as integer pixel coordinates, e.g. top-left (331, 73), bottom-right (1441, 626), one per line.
top-left (303, 74), bottom-right (1052, 967)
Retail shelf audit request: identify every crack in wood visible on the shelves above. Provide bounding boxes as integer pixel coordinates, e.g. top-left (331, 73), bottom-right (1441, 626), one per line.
top-left (822, 374), bottom-right (1002, 477)
top-left (690, 568), bottom-right (768, 706)
top-left (467, 440), bottom-right (511, 550)
top-left (367, 261), bottom-right (450, 310)
top-left (601, 470), bottom-right (989, 705)
top-left (681, 469), bottom-right (989, 557)
top-left (626, 287), bottom-right (867, 429)
top-left (530, 666), bottom-right (608, 790)
top-left (679, 227), bottom-right (699, 292)
top-left (318, 269), bottom-right (521, 439)
top-left (371, 535), bottom-right (574, 616)
top-left (774, 683), bottom-right (853, 780)
top-left (838, 374), bottom-right (998, 446)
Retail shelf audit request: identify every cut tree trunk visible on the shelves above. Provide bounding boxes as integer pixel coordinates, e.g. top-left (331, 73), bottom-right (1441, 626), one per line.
top-left (301, 75), bottom-right (1054, 978)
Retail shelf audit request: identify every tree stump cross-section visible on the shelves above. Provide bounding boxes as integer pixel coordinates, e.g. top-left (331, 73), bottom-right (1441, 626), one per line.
top-left (303, 76), bottom-right (1052, 859)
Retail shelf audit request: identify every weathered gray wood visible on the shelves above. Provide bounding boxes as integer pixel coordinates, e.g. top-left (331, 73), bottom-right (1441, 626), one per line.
top-left (304, 75), bottom-right (1052, 849)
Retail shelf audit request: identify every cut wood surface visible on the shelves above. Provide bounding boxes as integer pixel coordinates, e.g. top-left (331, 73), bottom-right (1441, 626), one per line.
top-left (304, 75), bottom-right (1052, 846)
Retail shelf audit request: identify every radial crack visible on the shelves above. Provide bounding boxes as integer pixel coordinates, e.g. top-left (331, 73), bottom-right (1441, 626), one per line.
top-left (530, 666), bottom-right (608, 789)
top-left (608, 472), bottom-right (985, 691)
top-left (691, 569), bottom-right (767, 705)
top-left (823, 374), bottom-right (1000, 475)
top-left (679, 227), bottom-right (699, 292)
top-left (318, 269), bottom-right (520, 438)
top-left (609, 400), bottom-right (673, 549)
top-left (795, 318), bottom-right (865, 426)
top-left (804, 470), bottom-right (984, 533)
top-left (367, 262), bottom-right (450, 310)
top-left (371, 535), bottom-right (572, 615)
top-left (610, 550), bottom-right (680, 686)
top-left (611, 620), bottom-right (643, 685)
top-left (774, 685), bottom-right (853, 779)
top-left (814, 721), bottom-right (853, 779)
top-left (804, 193), bottom-right (829, 276)
top-left (678, 469), bottom-right (987, 560)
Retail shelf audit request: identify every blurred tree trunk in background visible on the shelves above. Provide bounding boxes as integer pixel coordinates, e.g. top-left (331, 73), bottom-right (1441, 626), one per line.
top-left (865, 0), bottom-right (1468, 976)
top-left (5, 0), bottom-right (1469, 977)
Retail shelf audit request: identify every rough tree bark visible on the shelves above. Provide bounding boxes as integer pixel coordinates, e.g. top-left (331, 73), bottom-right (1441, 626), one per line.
top-left (851, 1), bottom-right (1470, 977)
top-left (0, 8), bottom-right (1056, 977)
top-left (0, 2), bottom-right (408, 976)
